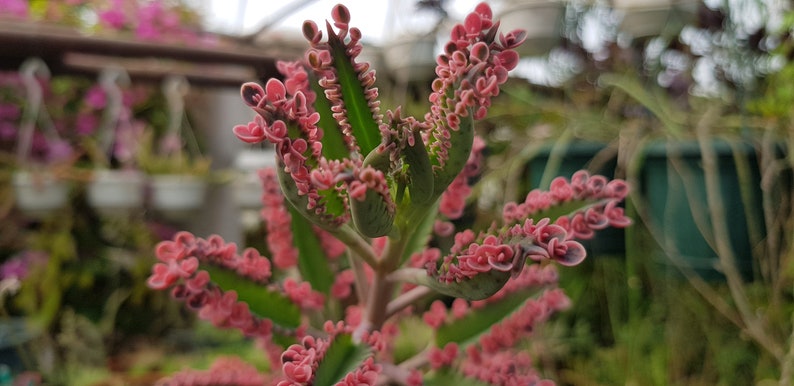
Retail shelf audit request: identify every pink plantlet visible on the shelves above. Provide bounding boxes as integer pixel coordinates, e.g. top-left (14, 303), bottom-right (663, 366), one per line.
top-left (146, 2), bottom-right (633, 385)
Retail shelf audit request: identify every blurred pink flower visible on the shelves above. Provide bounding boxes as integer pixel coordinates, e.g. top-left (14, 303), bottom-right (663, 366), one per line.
top-left (98, 8), bottom-right (126, 30)
top-left (83, 86), bottom-right (107, 109)
top-left (1, 251), bottom-right (48, 280)
top-left (0, 0), bottom-right (29, 18)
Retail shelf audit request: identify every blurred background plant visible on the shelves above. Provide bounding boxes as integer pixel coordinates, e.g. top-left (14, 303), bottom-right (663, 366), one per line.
top-left (473, 0), bottom-right (794, 384)
top-left (0, 1), bottom-right (218, 384)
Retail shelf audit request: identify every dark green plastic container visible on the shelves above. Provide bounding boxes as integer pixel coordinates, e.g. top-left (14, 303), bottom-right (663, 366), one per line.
top-left (640, 139), bottom-right (762, 280)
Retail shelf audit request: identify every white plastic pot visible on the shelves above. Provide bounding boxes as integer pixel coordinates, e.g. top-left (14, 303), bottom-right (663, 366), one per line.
top-left (87, 169), bottom-right (146, 216)
top-left (150, 174), bottom-right (207, 212)
top-left (12, 171), bottom-right (70, 217)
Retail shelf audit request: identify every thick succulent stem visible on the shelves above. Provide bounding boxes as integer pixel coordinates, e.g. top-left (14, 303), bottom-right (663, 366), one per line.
top-left (361, 234), bottom-right (411, 333)
top-left (385, 286), bottom-right (433, 319)
top-left (334, 224), bottom-right (379, 268)
top-left (362, 270), bottom-right (394, 333)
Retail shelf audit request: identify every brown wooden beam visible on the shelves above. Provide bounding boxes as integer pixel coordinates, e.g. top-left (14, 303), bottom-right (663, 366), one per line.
top-left (0, 18), bottom-right (280, 86)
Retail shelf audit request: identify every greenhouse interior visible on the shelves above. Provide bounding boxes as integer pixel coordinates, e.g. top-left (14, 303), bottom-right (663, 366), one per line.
top-left (1, 0), bottom-right (793, 385)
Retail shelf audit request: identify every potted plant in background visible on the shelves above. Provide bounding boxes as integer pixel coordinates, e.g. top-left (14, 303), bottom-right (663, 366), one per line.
top-left (11, 58), bottom-right (74, 218)
top-left (84, 67), bottom-right (147, 216)
top-left (137, 77), bottom-right (212, 222)
top-left (137, 76), bottom-right (211, 221)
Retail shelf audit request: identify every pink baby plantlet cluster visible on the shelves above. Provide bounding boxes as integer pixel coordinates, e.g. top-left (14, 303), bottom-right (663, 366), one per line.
top-left (147, 2), bottom-right (631, 385)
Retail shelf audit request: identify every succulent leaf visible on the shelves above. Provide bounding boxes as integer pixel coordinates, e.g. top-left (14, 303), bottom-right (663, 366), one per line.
top-left (350, 186), bottom-right (395, 238)
top-left (361, 145), bottom-right (392, 174)
top-left (204, 266), bottom-right (301, 329)
top-left (397, 267), bottom-right (512, 301)
top-left (289, 206), bottom-right (335, 294)
top-left (399, 201), bottom-right (439, 265)
top-left (434, 286), bottom-right (543, 347)
top-left (324, 25), bottom-right (381, 156)
top-left (431, 113), bottom-right (474, 197)
top-left (403, 129), bottom-right (435, 205)
top-left (310, 78), bottom-right (353, 161)
top-left (424, 369), bottom-right (492, 386)
top-left (313, 333), bottom-right (373, 386)
top-left (277, 165), bottom-right (347, 231)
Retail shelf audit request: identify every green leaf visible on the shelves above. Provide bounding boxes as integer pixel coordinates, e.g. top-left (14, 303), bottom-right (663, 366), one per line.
top-left (393, 267), bottom-right (512, 301)
top-left (350, 188), bottom-right (394, 238)
top-left (277, 165), bottom-right (344, 232)
top-left (528, 198), bottom-right (612, 224)
top-left (289, 206), bottom-right (335, 295)
top-left (311, 78), bottom-right (351, 161)
top-left (313, 333), bottom-right (373, 386)
top-left (393, 317), bottom-right (434, 363)
top-left (204, 266), bottom-right (301, 329)
top-left (328, 33), bottom-right (381, 156)
top-left (362, 145), bottom-right (391, 173)
top-left (435, 286), bottom-right (543, 347)
top-left (424, 369), bottom-right (491, 386)
top-left (398, 201), bottom-right (439, 265)
top-left (598, 73), bottom-right (683, 138)
top-left (403, 129), bottom-right (434, 205)
top-left (432, 113), bottom-right (474, 197)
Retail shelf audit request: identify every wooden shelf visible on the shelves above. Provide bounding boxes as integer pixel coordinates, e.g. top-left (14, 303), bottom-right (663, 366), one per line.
top-left (0, 18), bottom-right (281, 87)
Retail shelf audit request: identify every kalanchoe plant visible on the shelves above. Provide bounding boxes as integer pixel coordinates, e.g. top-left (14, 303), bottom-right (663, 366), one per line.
top-left (147, 3), bottom-right (631, 385)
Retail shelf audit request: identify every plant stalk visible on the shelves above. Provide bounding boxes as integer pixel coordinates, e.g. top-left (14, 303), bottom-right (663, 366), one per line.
top-left (696, 116), bottom-right (784, 361)
top-left (335, 225), bottom-right (380, 268)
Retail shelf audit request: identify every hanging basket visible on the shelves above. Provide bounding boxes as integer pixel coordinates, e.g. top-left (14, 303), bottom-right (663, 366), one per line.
top-left (150, 174), bottom-right (208, 219)
top-left (12, 170), bottom-right (70, 218)
top-left (86, 67), bottom-right (147, 216)
top-left (144, 76), bottom-right (212, 220)
top-left (13, 58), bottom-right (71, 217)
top-left (86, 169), bottom-right (147, 216)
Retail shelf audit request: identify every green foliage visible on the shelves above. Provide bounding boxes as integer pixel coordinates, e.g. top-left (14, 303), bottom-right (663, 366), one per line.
top-left (543, 231), bottom-right (781, 385)
top-left (290, 206), bottom-right (335, 295)
top-left (135, 130), bottom-right (211, 176)
top-left (327, 34), bottom-right (381, 156)
top-left (313, 333), bottom-right (373, 386)
top-left (311, 80), bottom-right (350, 161)
top-left (392, 316), bottom-right (433, 363)
top-left (435, 286), bottom-right (544, 347)
top-left (424, 369), bottom-right (492, 386)
top-left (403, 130), bottom-right (434, 205)
top-left (204, 266), bottom-right (301, 329)
top-left (397, 201), bottom-right (438, 266)
top-left (350, 188), bottom-right (395, 238)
